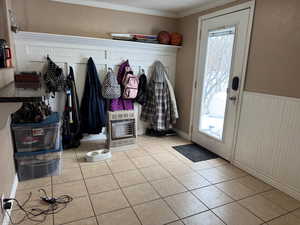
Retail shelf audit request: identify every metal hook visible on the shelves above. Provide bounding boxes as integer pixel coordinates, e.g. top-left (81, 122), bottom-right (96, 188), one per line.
top-left (125, 66), bottom-right (131, 72)
top-left (138, 66), bottom-right (145, 75)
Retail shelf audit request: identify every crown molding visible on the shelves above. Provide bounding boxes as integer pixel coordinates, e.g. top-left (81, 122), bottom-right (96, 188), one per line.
top-left (178, 0), bottom-right (238, 17)
top-left (51, 0), bottom-right (179, 18)
top-left (51, 0), bottom-right (244, 18)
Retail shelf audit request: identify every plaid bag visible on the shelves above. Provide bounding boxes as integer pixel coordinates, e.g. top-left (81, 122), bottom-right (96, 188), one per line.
top-left (44, 56), bottom-right (65, 94)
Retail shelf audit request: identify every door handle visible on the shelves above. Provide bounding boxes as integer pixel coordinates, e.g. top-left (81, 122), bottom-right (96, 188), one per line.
top-left (232, 76), bottom-right (239, 91)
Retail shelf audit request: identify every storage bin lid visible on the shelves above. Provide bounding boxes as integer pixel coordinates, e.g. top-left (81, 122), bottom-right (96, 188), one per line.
top-left (12, 112), bottom-right (60, 127)
top-left (15, 144), bottom-right (62, 157)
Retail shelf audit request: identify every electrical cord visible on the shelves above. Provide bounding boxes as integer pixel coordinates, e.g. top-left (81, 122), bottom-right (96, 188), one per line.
top-left (4, 188), bottom-right (73, 225)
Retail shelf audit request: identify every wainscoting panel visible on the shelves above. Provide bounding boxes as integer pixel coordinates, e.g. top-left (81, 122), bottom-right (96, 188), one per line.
top-left (234, 91), bottom-right (300, 200)
top-left (14, 32), bottom-right (180, 134)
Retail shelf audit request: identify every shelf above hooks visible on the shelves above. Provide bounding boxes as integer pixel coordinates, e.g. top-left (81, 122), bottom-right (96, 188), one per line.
top-left (0, 82), bottom-right (46, 103)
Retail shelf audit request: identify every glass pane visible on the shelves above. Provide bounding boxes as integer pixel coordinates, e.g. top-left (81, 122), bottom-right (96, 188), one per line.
top-left (199, 27), bottom-right (236, 140)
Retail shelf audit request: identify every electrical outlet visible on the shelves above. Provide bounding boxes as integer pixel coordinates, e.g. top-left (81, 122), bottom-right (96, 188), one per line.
top-left (1, 194), bottom-right (12, 211)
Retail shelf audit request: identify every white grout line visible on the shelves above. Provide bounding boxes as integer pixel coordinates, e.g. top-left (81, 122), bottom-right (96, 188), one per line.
top-left (103, 156), bottom-right (144, 225)
top-left (20, 136), bottom-right (298, 225)
top-left (134, 142), bottom-right (265, 225)
top-left (76, 151), bottom-right (102, 225)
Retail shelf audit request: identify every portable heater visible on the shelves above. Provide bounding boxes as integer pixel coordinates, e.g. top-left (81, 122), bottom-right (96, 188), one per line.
top-left (107, 110), bottom-right (137, 151)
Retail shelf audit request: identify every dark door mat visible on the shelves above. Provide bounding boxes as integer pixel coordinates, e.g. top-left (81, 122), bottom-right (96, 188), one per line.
top-left (173, 144), bottom-right (219, 162)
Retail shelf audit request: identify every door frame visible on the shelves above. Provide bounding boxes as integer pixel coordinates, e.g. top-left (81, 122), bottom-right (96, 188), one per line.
top-left (189, 1), bottom-right (256, 161)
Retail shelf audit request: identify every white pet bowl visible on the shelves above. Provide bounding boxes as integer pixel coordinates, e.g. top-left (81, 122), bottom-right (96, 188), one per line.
top-left (85, 149), bottom-right (112, 162)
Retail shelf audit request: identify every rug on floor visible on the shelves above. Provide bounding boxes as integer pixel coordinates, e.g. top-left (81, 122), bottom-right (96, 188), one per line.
top-left (173, 144), bottom-right (219, 162)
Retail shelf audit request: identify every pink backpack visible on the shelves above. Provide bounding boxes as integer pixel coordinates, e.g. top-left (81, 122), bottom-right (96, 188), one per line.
top-left (122, 67), bottom-right (139, 99)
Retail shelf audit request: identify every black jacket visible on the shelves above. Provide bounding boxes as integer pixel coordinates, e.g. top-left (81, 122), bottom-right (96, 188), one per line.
top-left (136, 74), bottom-right (147, 105)
top-left (80, 57), bottom-right (106, 134)
top-left (62, 66), bottom-right (81, 149)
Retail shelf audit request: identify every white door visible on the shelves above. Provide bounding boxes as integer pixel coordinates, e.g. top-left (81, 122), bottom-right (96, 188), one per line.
top-left (192, 8), bottom-right (252, 160)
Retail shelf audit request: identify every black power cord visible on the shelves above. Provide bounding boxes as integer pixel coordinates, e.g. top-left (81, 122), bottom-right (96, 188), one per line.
top-left (3, 188), bottom-right (73, 225)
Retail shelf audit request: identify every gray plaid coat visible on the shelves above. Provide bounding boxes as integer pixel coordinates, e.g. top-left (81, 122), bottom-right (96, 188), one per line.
top-left (141, 61), bottom-right (178, 130)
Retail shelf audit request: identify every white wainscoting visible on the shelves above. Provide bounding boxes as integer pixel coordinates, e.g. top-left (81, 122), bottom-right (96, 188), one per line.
top-left (14, 32), bottom-right (180, 135)
top-left (233, 91), bottom-right (300, 201)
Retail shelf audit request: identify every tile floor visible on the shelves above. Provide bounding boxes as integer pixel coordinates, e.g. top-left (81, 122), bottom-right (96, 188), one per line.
top-left (11, 135), bottom-right (300, 225)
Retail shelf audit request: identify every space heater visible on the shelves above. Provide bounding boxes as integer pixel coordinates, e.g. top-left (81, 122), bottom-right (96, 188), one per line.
top-left (107, 110), bottom-right (137, 151)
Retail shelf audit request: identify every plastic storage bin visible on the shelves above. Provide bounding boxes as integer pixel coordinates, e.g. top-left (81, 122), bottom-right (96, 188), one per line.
top-left (11, 112), bottom-right (60, 152)
top-left (15, 148), bottom-right (62, 181)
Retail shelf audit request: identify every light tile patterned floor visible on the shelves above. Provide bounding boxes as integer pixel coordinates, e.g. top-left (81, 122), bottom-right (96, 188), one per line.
top-left (11, 135), bottom-right (300, 225)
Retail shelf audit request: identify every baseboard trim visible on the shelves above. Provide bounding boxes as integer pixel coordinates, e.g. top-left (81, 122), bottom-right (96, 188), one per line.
top-left (137, 130), bottom-right (145, 136)
top-left (109, 144), bottom-right (138, 152)
top-left (233, 160), bottom-right (300, 201)
top-left (138, 128), bottom-right (191, 141)
top-left (2, 174), bottom-right (18, 225)
top-left (174, 128), bottom-right (191, 141)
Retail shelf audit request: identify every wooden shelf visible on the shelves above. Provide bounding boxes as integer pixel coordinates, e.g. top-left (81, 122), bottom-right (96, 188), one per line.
top-left (15, 32), bottom-right (182, 52)
top-left (0, 81), bottom-right (46, 103)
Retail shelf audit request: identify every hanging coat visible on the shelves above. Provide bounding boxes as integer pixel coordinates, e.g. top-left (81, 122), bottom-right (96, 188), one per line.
top-left (135, 73), bottom-right (147, 105)
top-left (164, 73), bottom-right (179, 121)
top-left (110, 60), bottom-right (134, 111)
top-left (80, 57), bottom-right (106, 134)
top-left (141, 61), bottom-right (178, 131)
top-left (62, 66), bottom-right (81, 149)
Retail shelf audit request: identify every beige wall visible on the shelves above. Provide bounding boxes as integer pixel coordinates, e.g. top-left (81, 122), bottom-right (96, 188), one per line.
top-left (12, 0), bottom-right (178, 38)
top-left (245, 0), bottom-right (300, 97)
top-left (0, 82), bottom-right (15, 224)
top-left (0, 121), bottom-right (16, 222)
top-left (175, 0), bottom-right (300, 133)
top-left (0, 126), bottom-right (15, 225)
top-left (0, 0), bottom-right (16, 223)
